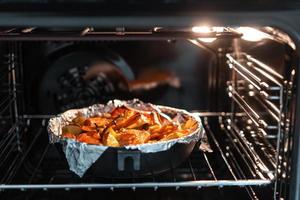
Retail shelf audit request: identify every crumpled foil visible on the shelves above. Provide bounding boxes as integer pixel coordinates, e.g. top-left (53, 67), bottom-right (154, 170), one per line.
top-left (48, 99), bottom-right (206, 177)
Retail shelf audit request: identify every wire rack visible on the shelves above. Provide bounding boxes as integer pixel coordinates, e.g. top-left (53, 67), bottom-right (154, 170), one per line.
top-left (0, 27), bottom-right (241, 41)
top-left (226, 52), bottom-right (295, 200)
top-left (0, 114), bottom-right (273, 200)
top-left (0, 43), bottom-right (23, 187)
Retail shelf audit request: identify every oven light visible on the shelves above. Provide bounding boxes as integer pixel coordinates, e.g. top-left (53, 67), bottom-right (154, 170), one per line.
top-left (192, 26), bottom-right (225, 33)
top-left (198, 37), bottom-right (217, 43)
top-left (236, 27), bottom-right (270, 42)
top-left (153, 27), bottom-right (162, 32)
top-left (192, 26), bottom-right (211, 33)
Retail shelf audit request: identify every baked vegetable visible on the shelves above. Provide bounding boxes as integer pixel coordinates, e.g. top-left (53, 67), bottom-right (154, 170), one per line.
top-left (61, 105), bottom-right (198, 147)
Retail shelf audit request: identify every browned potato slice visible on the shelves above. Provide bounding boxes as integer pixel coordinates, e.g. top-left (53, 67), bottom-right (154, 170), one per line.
top-left (161, 132), bottom-right (179, 141)
top-left (88, 117), bottom-right (111, 127)
top-left (106, 133), bottom-right (120, 147)
top-left (126, 118), bottom-right (146, 129)
top-left (126, 114), bottom-right (153, 129)
top-left (72, 116), bottom-right (87, 126)
top-left (111, 106), bottom-right (130, 118)
top-left (162, 131), bottom-right (185, 141)
top-left (108, 127), bottom-right (118, 137)
top-left (149, 132), bottom-right (163, 140)
top-left (102, 127), bottom-right (119, 147)
top-left (77, 133), bottom-right (100, 145)
top-left (102, 113), bottom-right (111, 118)
top-left (183, 118), bottom-right (198, 130)
top-left (118, 129), bottom-right (150, 146)
top-left (114, 113), bottom-right (140, 130)
top-left (62, 125), bottom-right (82, 135)
top-left (148, 124), bottom-right (162, 132)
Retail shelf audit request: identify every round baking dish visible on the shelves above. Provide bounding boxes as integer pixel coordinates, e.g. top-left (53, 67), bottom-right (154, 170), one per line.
top-left (48, 100), bottom-right (204, 178)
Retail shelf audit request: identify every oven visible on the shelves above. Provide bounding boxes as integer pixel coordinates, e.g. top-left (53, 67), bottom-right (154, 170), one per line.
top-left (0, 1), bottom-right (300, 200)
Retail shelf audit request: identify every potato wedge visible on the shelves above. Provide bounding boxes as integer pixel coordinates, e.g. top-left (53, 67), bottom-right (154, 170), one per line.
top-left (114, 113), bottom-right (140, 130)
top-left (118, 129), bottom-right (150, 146)
top-left (86, 117), bottom-right (111, 127)
top-left (86, 131), bottom-right (101, 140)
top-left (62, 102), bottom-right (198, 147)
top-left (161, 132), bottom-right (185, 141)
top-left (72, 116), bottom-right (87, 126)
top-left (77, 133), bottom-right (100, 145)
top-left (183, 118), bottom-right (198, 130)
top-left (105, 133), bottom-right (120, 147)
top-left (111, 106), bottom-right (130, 118)
top-left (81, 125), bottom-right (96, 132)
top-left (62, 125), bottom-right (82, 135)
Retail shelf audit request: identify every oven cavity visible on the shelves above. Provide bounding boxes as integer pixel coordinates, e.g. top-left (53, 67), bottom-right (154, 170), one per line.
top-left (0, 26), bottom-right (297, 200)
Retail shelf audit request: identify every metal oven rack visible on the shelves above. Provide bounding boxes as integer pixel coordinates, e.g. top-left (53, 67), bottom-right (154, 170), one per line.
top-left (226, 52), bottom-right (295, 200)
top-left (0, 42), bottom-right (23, 185)
top-left (0, 27), bottom-right (241, 41)
top-left (0, 114), bottom-right (273, 200)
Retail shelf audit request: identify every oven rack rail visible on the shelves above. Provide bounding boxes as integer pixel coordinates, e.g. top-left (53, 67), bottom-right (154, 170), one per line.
top-left (226, 53), bottom-right (283, 136)
top-left (0, 115), bottom-right (273, 193)
top-left (0, 27), bottom-right (242, 41)
top-left (226, 52), bottom-right (296, 200)
top-left (0, 50), bottom-right (22, 167)
top-left (0, 180), bottom-right (271, 191)
top-left (226, 53), bottom-right (283, 106)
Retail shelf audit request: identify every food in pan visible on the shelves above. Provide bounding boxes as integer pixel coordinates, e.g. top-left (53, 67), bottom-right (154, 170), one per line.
top-left (48, 100), bottom-right (204, 177)
top-left (61, 105), bottom-right (198, 147)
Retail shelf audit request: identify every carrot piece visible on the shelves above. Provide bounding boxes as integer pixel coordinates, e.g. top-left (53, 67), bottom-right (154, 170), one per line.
top-left (81, 125), bottom-right (96, 132)
top-left (149, 132), bottom-right (163, 140)
top-left (86, 131), bottom-right (101, 140)
top-left (114, 113), bottom-right (141, 130)
top-left (111, 106), bottom-right (129, 118)
top-left (77, 133), bottom-right (100, 145)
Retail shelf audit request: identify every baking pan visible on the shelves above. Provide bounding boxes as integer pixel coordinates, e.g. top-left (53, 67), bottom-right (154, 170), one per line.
top-left (48, 99), bottom-right (205, 178)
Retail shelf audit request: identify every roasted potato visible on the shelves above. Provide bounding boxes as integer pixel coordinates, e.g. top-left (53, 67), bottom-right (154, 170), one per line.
top-left (72, 116), bottom-right (87, 126)
top-left (62, 125), bottom-right (82, 135)
top-left (61, 105), bottom-right (198, 146)
top-left (84, 117), bottom-right (111, 127)
top-left (118, 129), bottom-right (150, 146)
top-left (81, 125), bottom-right (96, 132)
top-left (104, 133), bottom-right (119, 147)
top-left (77, 133), bottom-right (101, 145)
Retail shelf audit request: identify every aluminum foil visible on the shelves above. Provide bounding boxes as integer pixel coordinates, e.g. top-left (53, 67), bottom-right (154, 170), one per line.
top-left (48, 99), bottom-right (206, 177)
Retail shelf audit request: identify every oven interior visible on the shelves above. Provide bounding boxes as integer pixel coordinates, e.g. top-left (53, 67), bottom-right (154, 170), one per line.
top-left (0, 26), bottom-right (297, 200)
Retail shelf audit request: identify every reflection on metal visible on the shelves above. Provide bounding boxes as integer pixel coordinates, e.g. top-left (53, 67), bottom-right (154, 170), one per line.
top-left (0, 179), bottom-right (271, 190)
top-left (263, 27), bottom-right (296, 50)
top-left (197, 37), bottom-right (217, 43)
top-left (236, 27), bottom-right (271, 42)
top-left (226, 50), bottom-right (295, 200)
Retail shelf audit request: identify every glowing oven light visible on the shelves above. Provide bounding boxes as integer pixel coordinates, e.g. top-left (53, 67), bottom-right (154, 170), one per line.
top-left (192, 26), bottom-right (223, 43)
top-left (192, 26), bottom-right (225, 33)
top-left (236, 27), bottom-right (270, 42)
top-left (192, 26), bottom-right (211, 33)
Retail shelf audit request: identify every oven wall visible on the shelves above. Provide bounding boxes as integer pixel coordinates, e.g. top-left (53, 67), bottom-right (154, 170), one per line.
top-left (21, 40), bottom-right (214, 115)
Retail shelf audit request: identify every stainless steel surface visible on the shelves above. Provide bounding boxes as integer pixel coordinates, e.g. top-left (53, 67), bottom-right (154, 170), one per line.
top-left (0, 27), bottom-right (241, 41)
top-left (226, 51), bottom-right (295, 200)
top-left (0, 180), bottom-right (271, 190)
